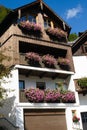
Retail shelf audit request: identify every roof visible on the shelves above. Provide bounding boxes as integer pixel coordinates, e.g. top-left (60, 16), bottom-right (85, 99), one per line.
top-left (0, 0), bottom-right (71, 36)
top-left (72, 30), bottom-right (87, 54)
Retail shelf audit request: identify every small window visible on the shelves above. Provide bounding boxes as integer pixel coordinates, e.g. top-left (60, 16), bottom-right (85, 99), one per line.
top-left (19, 80), bottom-right (25, 89)
top-left (36, 82), bottom-right (46, 90)
top-left (28, 15), bottom-right (36, 23)
top-left (55, 82), bottom-right (68, 90)
top-left (44, 18), bottom-right (51, 28)
top-left (17, 16), bottom-right (26, 23)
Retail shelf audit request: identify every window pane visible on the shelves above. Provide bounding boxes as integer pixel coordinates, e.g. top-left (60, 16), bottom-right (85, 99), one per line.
top-left (28, 15), bottom-right (36, 23)
top-left (19, 80), bottom-right (25, 89)
top-left (36, 82), bottom-right (46, 90)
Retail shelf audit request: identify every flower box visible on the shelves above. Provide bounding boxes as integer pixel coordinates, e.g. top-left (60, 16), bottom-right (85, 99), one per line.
top-left (44, 89), bottom-right (61, 103)
top-left (42, 54), bottom-right (57, 68)
top-left (18, 21), bottom-right (42, 36)
top-left (25, 88), bottom-right (76, 103)
top-left (25, 88), bottom-right (44, 103)
top-left (61, 91), bottom-right (75, 103)
top-left (46, 27), bottom-right (67, 41)
top-left (58, 57), bottom-right (70, 71)
top-left (25, 52), bottom-right (41, 67)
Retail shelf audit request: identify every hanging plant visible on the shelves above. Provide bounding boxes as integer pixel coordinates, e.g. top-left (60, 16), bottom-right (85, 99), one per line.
top-left (73, 115), bottom-right (80, 123)
top-left (77, 77), bottom-right (87, 89)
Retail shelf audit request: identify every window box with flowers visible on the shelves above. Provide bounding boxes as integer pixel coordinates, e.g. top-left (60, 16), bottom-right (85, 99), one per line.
top-left (25, 88), bottom-right (44, 103)
top-left (42, 54), bottom-right (57, 68)
top-left (46, 27), bottom-right (67, 42)
top-left (25, 52), bottom-right (41, 67)
top-left (58, 57), bottom-right (70, 71)
top-left (61, 91), bottom-right (75, 103)
top-left (25, 88), bottom-right (76, 103)
top-left (18, 21), bottom-right (42, 37)
top-left (44, 89), bottom-right (61, 103)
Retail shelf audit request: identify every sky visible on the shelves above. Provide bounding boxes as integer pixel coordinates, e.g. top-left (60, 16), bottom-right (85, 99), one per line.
top-left (0, 0), bottom-right (87, 34)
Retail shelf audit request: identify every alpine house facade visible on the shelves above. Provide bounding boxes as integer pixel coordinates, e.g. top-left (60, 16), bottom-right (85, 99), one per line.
top-left (0, 0), bottom-right (80, 130)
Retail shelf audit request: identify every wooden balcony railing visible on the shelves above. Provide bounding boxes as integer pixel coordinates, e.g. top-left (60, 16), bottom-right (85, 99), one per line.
top-left (19, 53), bottom-right (72, 71)
top-left (19, 89), bottom-right (76, 103)
top-left (19, 89), bottom-right (28, 102)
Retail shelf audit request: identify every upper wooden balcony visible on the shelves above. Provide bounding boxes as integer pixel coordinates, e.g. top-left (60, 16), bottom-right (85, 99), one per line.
top-left (18, 52), bottom-right (74, 79)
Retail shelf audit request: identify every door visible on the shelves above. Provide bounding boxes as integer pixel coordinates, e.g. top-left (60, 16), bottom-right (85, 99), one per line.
top-left (24, 109), bottom-right (67, 130)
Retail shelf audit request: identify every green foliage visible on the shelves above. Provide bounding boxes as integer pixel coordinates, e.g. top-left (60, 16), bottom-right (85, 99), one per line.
top-left (77, 77), bottom-right (87, 89)
top-left (0, 51), bottom-right (11, 105)
top-left (0, 52), bottom-right (11, 80)
top-left (68, 33), bottom-right (78, 41)
top-left (0, 6), bottom-right (10, 23)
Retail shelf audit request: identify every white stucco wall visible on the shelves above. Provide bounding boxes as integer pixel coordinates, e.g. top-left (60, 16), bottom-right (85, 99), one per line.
top-left (1, 59), bottom-right (84, 130)
top-left (70, 56), bottom-right (87, 130)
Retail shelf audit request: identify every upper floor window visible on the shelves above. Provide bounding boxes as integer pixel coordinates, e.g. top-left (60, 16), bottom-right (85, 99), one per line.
top-left (28, 15), bottom-right (36, 23)
top-left (36, 82), bottom-right (46, 90)
top-left (19, 80), bottom-right (25, 89)
top-left (17, 16), bottom-right (26, 23)
top-left (44, 18), bottom-right (51, 28)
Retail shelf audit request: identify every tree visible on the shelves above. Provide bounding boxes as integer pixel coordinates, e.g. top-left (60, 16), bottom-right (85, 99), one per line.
top-left (0, 50), bottom-right (11, 105)
top-left (68, 33), bottom-right (78, 41)
top-left (0, 6), bottom-right (10, 23)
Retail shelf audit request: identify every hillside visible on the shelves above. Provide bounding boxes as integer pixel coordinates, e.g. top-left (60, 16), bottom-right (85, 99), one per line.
top-left (0, 6), bottom-right (11, 23)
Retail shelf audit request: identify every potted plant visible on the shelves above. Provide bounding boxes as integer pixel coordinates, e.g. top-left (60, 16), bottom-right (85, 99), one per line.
top-left (73, 115), bottom-right (80, 123)
top-left (18, 21), bottom-right (42, 36)
top-left (42, 54), bottom-right (57, 68)
top-left (77, 77), bottom-right (87, 89)
top-left (25, 52), bottom-right (41, 67)
top-left (44, 89), bottom-right (61, 103)
top-left (61, 91), bottom-right (75, 103)
top-left (25, 88), bottom-right (44, 103)
top-left (58, 57), bottom-right (70, 71)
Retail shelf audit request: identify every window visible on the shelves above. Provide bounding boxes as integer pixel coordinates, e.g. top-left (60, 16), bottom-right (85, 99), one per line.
top-left (55, 82), bottom-right (68, 90)
top-left (28, 15), bottom-right (36, 23)
top-left (19, 80), bottom-right (25, 89)
top-left (44, 18), bottom-right (51, 28)
top-left (81, 112), bottom-right (87, 130)
top-left (17, 16), bottom-right (26, 23)
top-left (36, 82), bottom-right (46, 90)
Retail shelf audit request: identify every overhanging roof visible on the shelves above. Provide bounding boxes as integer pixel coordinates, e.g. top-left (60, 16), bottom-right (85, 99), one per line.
top-left (72, 30), bottom-right (87, 54)
top-left (0, 0), bottom-right (71, 36)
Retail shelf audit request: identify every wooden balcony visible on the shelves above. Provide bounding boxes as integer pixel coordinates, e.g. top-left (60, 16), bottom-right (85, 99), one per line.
top-left (19, 53), bottom-right (74, 72)
top-left (19, 89), bottom-right (76, 104)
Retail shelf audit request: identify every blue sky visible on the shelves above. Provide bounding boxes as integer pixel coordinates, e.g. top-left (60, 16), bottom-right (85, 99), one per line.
top-left (0, 0), bottom-right (87, 34)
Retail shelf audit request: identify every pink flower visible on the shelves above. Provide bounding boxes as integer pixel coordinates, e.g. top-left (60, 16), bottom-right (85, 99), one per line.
top-left (42, 54), bottom-right (57, 66)
top-left (19, 21), bottom-right (42, 32)
top-left (25, 52), bottom-right (41, 62)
